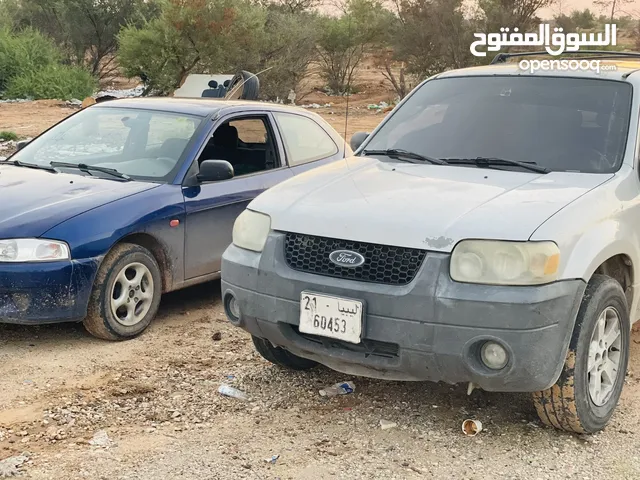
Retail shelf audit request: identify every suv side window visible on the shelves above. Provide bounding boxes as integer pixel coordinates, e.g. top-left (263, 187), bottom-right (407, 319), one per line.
top-left (274, 113), bottom-right (338, 165)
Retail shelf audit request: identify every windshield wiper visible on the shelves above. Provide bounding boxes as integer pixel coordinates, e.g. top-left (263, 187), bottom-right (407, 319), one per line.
top-left (50, 162), bottom-right (131, 181)
top-left (444, 157), bottom-right (550, 174)
top-left (362, 149), bottom-right (449, 165)
top-left (6, 159), bottom-right (58, 173)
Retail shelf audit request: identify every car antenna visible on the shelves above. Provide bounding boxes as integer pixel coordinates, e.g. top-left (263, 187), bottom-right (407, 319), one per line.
top-left (343, 12), bottom-right (352, 155)
top-left (225, 66), bottom-right (274, 100)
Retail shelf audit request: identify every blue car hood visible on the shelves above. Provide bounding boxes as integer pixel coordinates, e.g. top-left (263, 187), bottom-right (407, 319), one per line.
top-left (0, 165), bottom-right (159, 237)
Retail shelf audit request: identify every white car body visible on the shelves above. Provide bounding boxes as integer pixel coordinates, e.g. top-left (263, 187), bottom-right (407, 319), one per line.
top-left (249, 62), bottom-right (640, 324)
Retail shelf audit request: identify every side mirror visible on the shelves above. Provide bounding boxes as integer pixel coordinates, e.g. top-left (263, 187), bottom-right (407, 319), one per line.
top-left (350, 132), bottom-right (369, 152)
top-left (197, 159), bottom-right (234, 183)
top-left (16, 140), bottom-right (30, 151)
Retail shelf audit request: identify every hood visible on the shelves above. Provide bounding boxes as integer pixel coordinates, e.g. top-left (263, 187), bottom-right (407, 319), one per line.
top-left (0, 165), bottom-right (159, 237)
top-left (250, 157), bottom-right (613, 252)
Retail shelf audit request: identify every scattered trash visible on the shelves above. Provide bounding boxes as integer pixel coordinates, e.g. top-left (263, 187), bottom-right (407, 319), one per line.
top-left (301, 103), bottom-right (332, 109)
top-left (212, 331), bottom-right (222, 341)
top-left (319, 381), bottom-right (355, 397)
top-left (379, 419), bottom-right (397, 430)
top-left (287, 90), bottom-right (296, 104)
top-left (264, 454), bottom-right (280, 464)
top-left (367, 101), bottom-right (391, 113)
top-left (226, 374), bottom-right (235, 381)
top-left (96, 85), bottom-right (145, 99)
top-left (466, 382), bottom-right (476, 395)
top-left (0, 98), bottom-right (33, 104)
top-left (461, 419), bottom-right (483, 436)
top-left (218, 384), bottom-right (250, 401)
top-left (22, 379), bottom-right (34, 386)
top-left (89, 429), bottom-right (113, 447)
top-left (0, 453), bottom-right (29, 478)
top-left (0, 141), bottom-right (17, 151)
top-left (65, 99), bottom-right (82, 108)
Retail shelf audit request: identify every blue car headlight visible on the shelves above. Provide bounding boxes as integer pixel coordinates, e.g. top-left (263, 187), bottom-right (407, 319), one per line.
top-left (0, 239), bottom-right (70, 262)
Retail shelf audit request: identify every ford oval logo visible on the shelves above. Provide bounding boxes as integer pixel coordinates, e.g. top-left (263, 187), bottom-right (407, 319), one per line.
top-left (329, 250), bottom-right (365, 268)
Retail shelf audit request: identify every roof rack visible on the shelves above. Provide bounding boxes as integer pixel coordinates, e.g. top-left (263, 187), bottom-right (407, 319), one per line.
top-left (491, 50), bottom-right (640, 65)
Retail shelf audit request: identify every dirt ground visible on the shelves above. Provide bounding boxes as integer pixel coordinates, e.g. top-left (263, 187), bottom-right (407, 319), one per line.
top-left (2, 100), bottom-right (640, 479)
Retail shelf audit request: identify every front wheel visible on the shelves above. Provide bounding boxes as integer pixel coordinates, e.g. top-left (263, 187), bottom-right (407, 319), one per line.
top-left (83, 243), bottom-right (162, 341)
top-left (252, 336), bottom-right (318, 371)
top-left (532, 275), bottom-right (630, 433)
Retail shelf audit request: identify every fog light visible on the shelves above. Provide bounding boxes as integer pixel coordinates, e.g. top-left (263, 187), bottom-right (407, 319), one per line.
top-left (480, 341), bottom-right (508, 370)
top-left (224, 293), bottom-right (241, 324)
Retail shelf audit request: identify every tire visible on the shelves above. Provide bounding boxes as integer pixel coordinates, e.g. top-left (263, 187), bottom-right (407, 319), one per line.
top-left (532, 274), bottom-right (630, 433)
top-left (224, 71), bottom-right (260, 101)
top-left (83, 243), bottom-right (163, 341)
top-left (252, 336), bottom-right (318, 371)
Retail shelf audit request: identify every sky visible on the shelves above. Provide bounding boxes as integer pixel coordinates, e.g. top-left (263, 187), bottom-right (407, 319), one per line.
top-left (541, 0), bottom-right (640, 18)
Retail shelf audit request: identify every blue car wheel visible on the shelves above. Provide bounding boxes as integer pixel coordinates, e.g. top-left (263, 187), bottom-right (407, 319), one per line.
top-left (83, 243), bottom-right (163, 340)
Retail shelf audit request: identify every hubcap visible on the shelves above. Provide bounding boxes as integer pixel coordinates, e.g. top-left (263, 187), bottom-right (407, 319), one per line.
top-left (587, 306), bottom-right (622, 407)
top-left (110, 262), bottom-right (154, 327)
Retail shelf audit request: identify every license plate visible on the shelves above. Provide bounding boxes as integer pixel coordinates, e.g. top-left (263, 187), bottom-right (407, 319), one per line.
top-left (299, 292), bottom-right (363, 344)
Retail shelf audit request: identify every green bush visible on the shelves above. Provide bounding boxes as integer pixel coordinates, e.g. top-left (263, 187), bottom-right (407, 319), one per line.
top-left (5, 64), bottom-right (96, 100)
top-left (0, 131), bottom-right (18, 141)
top-left (0, 27), bottom-right (60, 92)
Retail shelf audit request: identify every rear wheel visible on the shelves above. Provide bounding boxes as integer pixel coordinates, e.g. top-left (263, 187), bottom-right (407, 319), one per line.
top-left (83, 243), bottom-right (162, 341)
top-left (252, 336), bottom-right (318, 370)
top-left (532, 275), bottom-right (629, 433)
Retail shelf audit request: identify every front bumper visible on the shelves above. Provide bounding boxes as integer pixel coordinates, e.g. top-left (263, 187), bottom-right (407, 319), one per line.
top-left (0, 257), bottom-right (100, 324)
top-left (221, 233), bottom-right (586, 392)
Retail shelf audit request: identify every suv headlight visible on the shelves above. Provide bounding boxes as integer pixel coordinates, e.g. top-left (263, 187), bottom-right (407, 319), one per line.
top-left (450, 240), bottom-right (560, 285)
top-left (232, 210), bottom-right (271, 252)
top-left (0, 239), bottom-right (70, 262)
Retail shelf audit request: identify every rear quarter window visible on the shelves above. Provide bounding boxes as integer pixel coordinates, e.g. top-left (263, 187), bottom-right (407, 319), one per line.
top-left (274, 113), bottom-right (338, 165)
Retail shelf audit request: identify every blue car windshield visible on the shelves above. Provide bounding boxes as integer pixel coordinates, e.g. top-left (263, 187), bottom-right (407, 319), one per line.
top-left (11, 107), bottom-right (203, 182)
top-left (363, 76), bottom-right (633, 174)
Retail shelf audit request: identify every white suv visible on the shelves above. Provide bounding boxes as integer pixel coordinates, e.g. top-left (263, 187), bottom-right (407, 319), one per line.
top-left (221, 55), bottom-right (638, 433)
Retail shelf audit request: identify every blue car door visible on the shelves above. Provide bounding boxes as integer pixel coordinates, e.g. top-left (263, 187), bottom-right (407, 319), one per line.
top-left (182, 111), bottom-right (293, 280)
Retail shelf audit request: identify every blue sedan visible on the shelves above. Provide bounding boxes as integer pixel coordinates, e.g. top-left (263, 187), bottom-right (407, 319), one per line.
top-left (0, 98), bottom-right (348, 339)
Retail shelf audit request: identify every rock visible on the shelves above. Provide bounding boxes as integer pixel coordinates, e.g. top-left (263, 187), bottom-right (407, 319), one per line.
top-left (0, 453), bottom-right (29, 478)
top-left (89, 430), bottom-right (113, 448)
top-left (212, 332), bottom-right (222, 341)
top-left (380, 420), bottom-right (397, 430)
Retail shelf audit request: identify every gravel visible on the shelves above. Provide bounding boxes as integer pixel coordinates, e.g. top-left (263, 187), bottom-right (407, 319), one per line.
top-left (1, 285), bottom-right (640, 479)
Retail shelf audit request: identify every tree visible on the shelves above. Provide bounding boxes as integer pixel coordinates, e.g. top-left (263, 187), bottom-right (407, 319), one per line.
top-left (11, 0), bottom-right (159, 80)
top-left (570, 8), bottom-right (596, 29)
top-left (316, 0), bottom-right (389, 94)
top-left (554, 13), bottom-right (575, 31)
top-left (119, 0), bottom-right (319, 99)
top-left (377, 0), bottom-right (477, 99)
top-left (119, 0), bottom-right (265, 94)
top-left (258, 0), bottom-right (323, 13)
top-left (247, 9), bottom-right (321, 100)
top-left (594, 0), bottom-right (633, 23)
top-left (0, 0), bottom-right (18, 29)
top-left (478, 0), bottom-right (554, 32)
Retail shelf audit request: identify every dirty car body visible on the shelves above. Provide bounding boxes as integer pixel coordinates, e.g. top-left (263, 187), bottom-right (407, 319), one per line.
top-left (222, 59), bottom-right (640, 433)
top-left (0, 98), bottom-right (347, 327)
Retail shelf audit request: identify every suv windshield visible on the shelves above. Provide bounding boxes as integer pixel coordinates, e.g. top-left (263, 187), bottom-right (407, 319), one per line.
top-left (363, 76), bottom-right (633, 174)
top-left (10, 106), bottom-right (203, 182)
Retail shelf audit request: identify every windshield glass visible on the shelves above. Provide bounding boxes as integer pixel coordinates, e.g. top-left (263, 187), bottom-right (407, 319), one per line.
top-left (11, 107), bottom-right (203, 182)
top-left (364, 76), bottom-right (633, 174)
